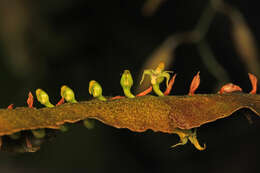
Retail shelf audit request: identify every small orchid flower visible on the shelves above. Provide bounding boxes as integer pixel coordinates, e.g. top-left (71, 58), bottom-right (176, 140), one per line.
top-left (89, 80), bottom-right (107, 101)
top-left (171, 128), bottom-right (206, 151)
top-left (140, 62), bottom-right (173, 96)
top-left (120, 70), bottom-right (135, 98)
top-left (61, 85), bottom-right (78, 103)
top-left (36, 89), bottom-right (55, 108)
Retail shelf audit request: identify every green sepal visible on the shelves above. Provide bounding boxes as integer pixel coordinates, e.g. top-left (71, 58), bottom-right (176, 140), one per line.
top-left (152, 84), bottom-right (164, 96)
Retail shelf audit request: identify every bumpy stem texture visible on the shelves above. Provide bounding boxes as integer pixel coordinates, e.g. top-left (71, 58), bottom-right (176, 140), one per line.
top-left (1, 94), bottom-right (260, 136)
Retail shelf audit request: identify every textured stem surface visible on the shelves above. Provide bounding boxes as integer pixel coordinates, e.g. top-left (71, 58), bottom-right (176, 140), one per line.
top-left (1, 94), bottom-right (260, 137)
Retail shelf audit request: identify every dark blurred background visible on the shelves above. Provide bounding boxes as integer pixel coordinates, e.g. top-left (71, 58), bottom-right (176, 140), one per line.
top-left (1, 0), bottom-right (260, 172)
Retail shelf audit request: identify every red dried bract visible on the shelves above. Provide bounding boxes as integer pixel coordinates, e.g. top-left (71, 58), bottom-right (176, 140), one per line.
top-left (164, 74), bottom-right (176, 96)
top-left (56, 97), bottom-right (65, 106)
top-left (7, 104), bottom-right (14, 110)
top-left (136, 86), bottom-right (153, 97)
top-left (110, 96), bottom-right (125, 100)
top-left (249, 73), bottom-right (258, 94)
top-left (189, 72), bottom-right (200, 95)
top-left (27, 92), bottom-right (34, 108)
top-left (218, 83), bottom-right (242, 94)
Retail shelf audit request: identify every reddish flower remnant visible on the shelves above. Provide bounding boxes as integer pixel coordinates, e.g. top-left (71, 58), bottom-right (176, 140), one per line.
top-left (189, 72), bottom-right (200, 95)
top-left (136, 86), bottom-right (153, 97)
top-left (25, 136), bottom-right (32, 149)
top-left (27, 92), bottom-right (34, 108)
top-left (164, 74), bottom-right (176, 96)
top-left (56, 97), bottom-right (65, 106)
top-left (218, 83), bottom-right (242, 94)
top-left (110, 96), bottom-right (125, 100)
top-left (249, 73), bottom-right (258, 94)
top-left (7, 104), bottom-right (14, 110)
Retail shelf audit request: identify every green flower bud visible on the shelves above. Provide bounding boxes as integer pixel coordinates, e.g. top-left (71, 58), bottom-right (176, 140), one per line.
top-left (120, 70), bottom-right (135, 98)
top-left (83, 119), bottom-right (95, 129)
top-left (32, 129), bottom-right (45, 139)
top-left (59, 125), bottom-right (69, 133)
top-left (36, 89), bottom-right (54, 108)
top-left (61, 85), bottom-right (78, 103)
top-left (89, 80), bottom-right (106, 101)
top-left (9, 132), bottom-right (21, 140)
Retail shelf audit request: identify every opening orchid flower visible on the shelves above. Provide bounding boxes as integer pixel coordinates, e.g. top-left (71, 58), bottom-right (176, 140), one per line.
top-left (171, 128), bottom-right (206, 151)
top-left (140, 62), bottom-right (173, 96)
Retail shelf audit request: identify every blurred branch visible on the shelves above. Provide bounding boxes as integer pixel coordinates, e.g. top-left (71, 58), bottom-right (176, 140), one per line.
top-left (197, 40), bottom-right (230, 88)
top-left (142, 0), bottom-right (167, 16)
top-left (193, 1), bottom-right (217, 41)
top-left (138, 0), bottom-right (260, 92)
top-left (213, 0), bottom-right (260, 77)
top-left (137, 0), bottom-right (229, 92)
top-left (0, 0), bottom-right (32, 77)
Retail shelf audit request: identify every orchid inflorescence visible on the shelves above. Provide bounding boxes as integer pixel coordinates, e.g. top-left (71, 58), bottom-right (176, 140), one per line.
top-left (2, 62), bottom-right (178, 149)
top-left (1, 62), bottom-right (258, 151)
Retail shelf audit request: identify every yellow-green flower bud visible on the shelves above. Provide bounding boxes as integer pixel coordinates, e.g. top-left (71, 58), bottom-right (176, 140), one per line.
top-left (61, 85), bottom-right (78, 103)
top-left (83, 119), bottom-right (95, 129)
top-left (120, 70), bottom-right (135, 98)
top-left (8, 132), bottom-right (21, 140)
top-left (59, 125), bottom-right (69, 132)
top-left (89, 80), bottom-right (106, 101)
top-left (36, 89), bottom-right (54, 108)
top-left (32, 129), bottom-right (45, 139)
